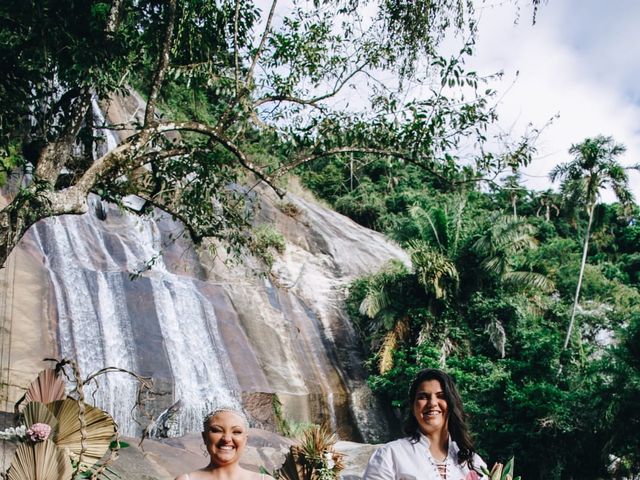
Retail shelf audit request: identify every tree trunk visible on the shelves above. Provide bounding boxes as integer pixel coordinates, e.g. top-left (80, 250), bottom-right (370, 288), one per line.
top-left (0, 202), bottom-right (43, 269)
top-left (0, 185), bottom-right (90, 269)
top-left (563, 202), bottom-right (596, 349)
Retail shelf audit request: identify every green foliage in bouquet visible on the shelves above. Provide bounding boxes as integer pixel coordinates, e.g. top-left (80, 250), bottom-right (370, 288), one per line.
top-left (481, 457), bottom-right (521, 480)
top-left (274, 424), bottom-right (344, 480)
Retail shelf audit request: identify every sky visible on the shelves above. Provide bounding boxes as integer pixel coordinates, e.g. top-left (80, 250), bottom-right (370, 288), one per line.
top-left (469, 0), bottom-right (640, 203)
top-left (259, 0), bottom-right (640, 204)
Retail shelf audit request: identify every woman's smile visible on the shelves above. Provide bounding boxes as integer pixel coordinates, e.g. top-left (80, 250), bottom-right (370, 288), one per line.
top-left (413, 379), bottom-right (449, 435)
top-left (202, 410), bottom-right (248, 467)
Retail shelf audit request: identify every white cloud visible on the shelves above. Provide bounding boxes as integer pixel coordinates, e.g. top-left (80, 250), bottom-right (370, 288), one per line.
top-left (470, 0), bottom-right (640, 204)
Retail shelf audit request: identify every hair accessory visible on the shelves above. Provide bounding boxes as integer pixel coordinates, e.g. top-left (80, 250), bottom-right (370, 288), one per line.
top-left (202, 406), bottom-right (249, 431)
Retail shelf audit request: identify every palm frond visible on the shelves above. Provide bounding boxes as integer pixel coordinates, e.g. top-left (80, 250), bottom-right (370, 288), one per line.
top-left (486, 319), bottom-right (506, 358)
top-left (409, 244), bottom-right (459, 299)
top-left (24, 369), bottom-right (66, 406)
top-left (359, 286), bottom-right (391, 319)
top-left (480, 255), bottom-right (507, 276)
top-left (23, 402), bottom-right (58, 432)
top-left (502, 271), bottom-right (553, 291)
top-left (47, 399), bottom-right (115, 470)
top-left (377, 318), bottom-right (410, 374)
top-left (377, 331), bottom-right (398, 375)
top-left (7, 439), bottom-right (72, 480)
top-left (450, 196), bottom-right (467, 255)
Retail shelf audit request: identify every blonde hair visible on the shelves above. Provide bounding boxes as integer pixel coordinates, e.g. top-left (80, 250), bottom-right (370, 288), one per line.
top-left (202, 407), bottom-right (249, 431)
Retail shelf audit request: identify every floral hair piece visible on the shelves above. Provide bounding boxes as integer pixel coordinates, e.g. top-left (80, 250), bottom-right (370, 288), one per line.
top-left (202, 406), bottom-right (249, 431)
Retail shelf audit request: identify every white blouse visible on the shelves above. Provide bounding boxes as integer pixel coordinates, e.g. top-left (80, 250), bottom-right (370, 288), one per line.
top-left (362, 434), bottom-right (486, 480)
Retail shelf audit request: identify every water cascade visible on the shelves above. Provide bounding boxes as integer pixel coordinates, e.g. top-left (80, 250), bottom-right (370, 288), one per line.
top-left (2, 93), bottom-right (410, 442)
top-left (31, 204), bottom-right (241, 435)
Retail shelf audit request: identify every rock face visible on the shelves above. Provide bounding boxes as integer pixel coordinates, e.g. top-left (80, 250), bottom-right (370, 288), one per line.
top-left (100, 431), bottom-right (379, 480)
top-left (0, 177), bottom-right (408, 442)
top-left (1, 428), bottom-right (379, 479)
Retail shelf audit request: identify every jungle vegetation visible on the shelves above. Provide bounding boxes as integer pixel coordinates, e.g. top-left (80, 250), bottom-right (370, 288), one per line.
top-left (297, 137), bottom-right (640, 479)
top-left (0, 0), bottom-right (531, 267)
top-left (3, 1), bottom-right (638, 479)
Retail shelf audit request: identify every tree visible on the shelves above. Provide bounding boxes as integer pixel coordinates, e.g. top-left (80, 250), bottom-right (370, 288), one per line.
top-left (0, 0), bottom-right (519, 269)
top-left (501, 173), bottom-right (526, 218)
top-left (550, 135), bottom-right (639, 349)
top-left (471, 213), bottom-right (551, 291)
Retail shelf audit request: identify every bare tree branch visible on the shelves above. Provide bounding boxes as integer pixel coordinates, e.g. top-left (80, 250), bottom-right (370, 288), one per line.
top-left (233, 0), bottom-right (241, 96)
top-left (144, 0), bottom-right (177, 126)
top-left (277, 146), bottom-right (498, 188)
top-left (255, 63), bottom-right (367, 108)
top-left (246, 0), bottom-right (278, 85)
top-left (277, 147), bottom-right (444, 180)
top-left (155, 120), bottom-right (282, 193)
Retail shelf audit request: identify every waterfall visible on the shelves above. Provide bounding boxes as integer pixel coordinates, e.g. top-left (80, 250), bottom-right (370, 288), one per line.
top-left (31, 213), bottom-right (141, 434)
top-left (148, 276), bottom-right (240, 433)
top-left (26, 100), bottom-right (242, 436)
top-left (31, 207), bottom-right (241, 436)
top-left (91, 98), bottom-right (118, 158)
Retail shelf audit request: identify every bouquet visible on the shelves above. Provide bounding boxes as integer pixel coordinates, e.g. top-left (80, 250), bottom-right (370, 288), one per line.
top-left (480, 457), bottom-right (521, 480)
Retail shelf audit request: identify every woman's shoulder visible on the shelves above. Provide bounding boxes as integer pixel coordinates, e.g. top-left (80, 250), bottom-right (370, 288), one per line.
top-left (370, 436), bottom-right (419, 458)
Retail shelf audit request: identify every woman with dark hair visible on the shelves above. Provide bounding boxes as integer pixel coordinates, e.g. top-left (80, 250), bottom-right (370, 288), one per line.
top-left (362, 369), bottom-right (486, 480)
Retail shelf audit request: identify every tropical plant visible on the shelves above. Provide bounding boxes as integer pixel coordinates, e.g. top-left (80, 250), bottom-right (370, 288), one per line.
top-left (534, 189), bottom-right (560, 222)
top-left (409, 240), bottom-right (459, 300)
top-left (249, 224), bottom-right (286, 269)
top-left (501, 173), bottom-right (526, 218)
top-left (357, 260), bottom-right (411, 333)
top-left (481, 457), bottom-right (521, 480)
top-left (550, 135), bottom-right (639, 349)
top-left (274, 424), bottom-right (344, 480)
top-left (407, 196), bottom-right (469, 260)
top-left (471, 214), bottom-right (551, 291)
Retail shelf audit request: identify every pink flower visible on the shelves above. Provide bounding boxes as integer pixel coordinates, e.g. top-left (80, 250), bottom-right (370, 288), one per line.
top-left (466, 471), bottom-right (480, 480)
top-left (26, 423), bottom-right (51, 442)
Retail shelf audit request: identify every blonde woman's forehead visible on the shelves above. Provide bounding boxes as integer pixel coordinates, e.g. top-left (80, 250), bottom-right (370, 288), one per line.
top-left (207, 411), bottom-right (247, 426)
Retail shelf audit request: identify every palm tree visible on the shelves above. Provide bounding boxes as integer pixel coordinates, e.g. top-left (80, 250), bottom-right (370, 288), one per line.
top-left (358, 200), bottom-right (467, 373)
top-left (471, 213), bottom-right (552, 291)
top-left (534, 189), bottom-right (560, 221)
top-left (550, 135), bottom-right (639, 349)
top-left (502, 173), bottom-right (526, 218)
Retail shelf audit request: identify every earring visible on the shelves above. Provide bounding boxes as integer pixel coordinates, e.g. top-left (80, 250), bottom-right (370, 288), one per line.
top-left (201, 444), bottom-right (208, 457)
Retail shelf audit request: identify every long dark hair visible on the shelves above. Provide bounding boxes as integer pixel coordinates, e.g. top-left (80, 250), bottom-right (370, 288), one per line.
top-left (403, 369), bottom-right (476, 468)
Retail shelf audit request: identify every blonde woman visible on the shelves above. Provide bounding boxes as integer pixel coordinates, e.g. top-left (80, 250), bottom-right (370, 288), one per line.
top-left (176, 407), bottom-right (275, 480)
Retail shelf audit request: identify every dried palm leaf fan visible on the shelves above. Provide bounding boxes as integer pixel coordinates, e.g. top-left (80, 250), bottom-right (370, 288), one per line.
top-left (24, 369), bottom-right (66, 405)
top-left (22, 401), bottom-right (58, 432)
top-left (47, 398), bottom-right (116, 471)
top-left (6, 439), bottom-right (72, 480)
